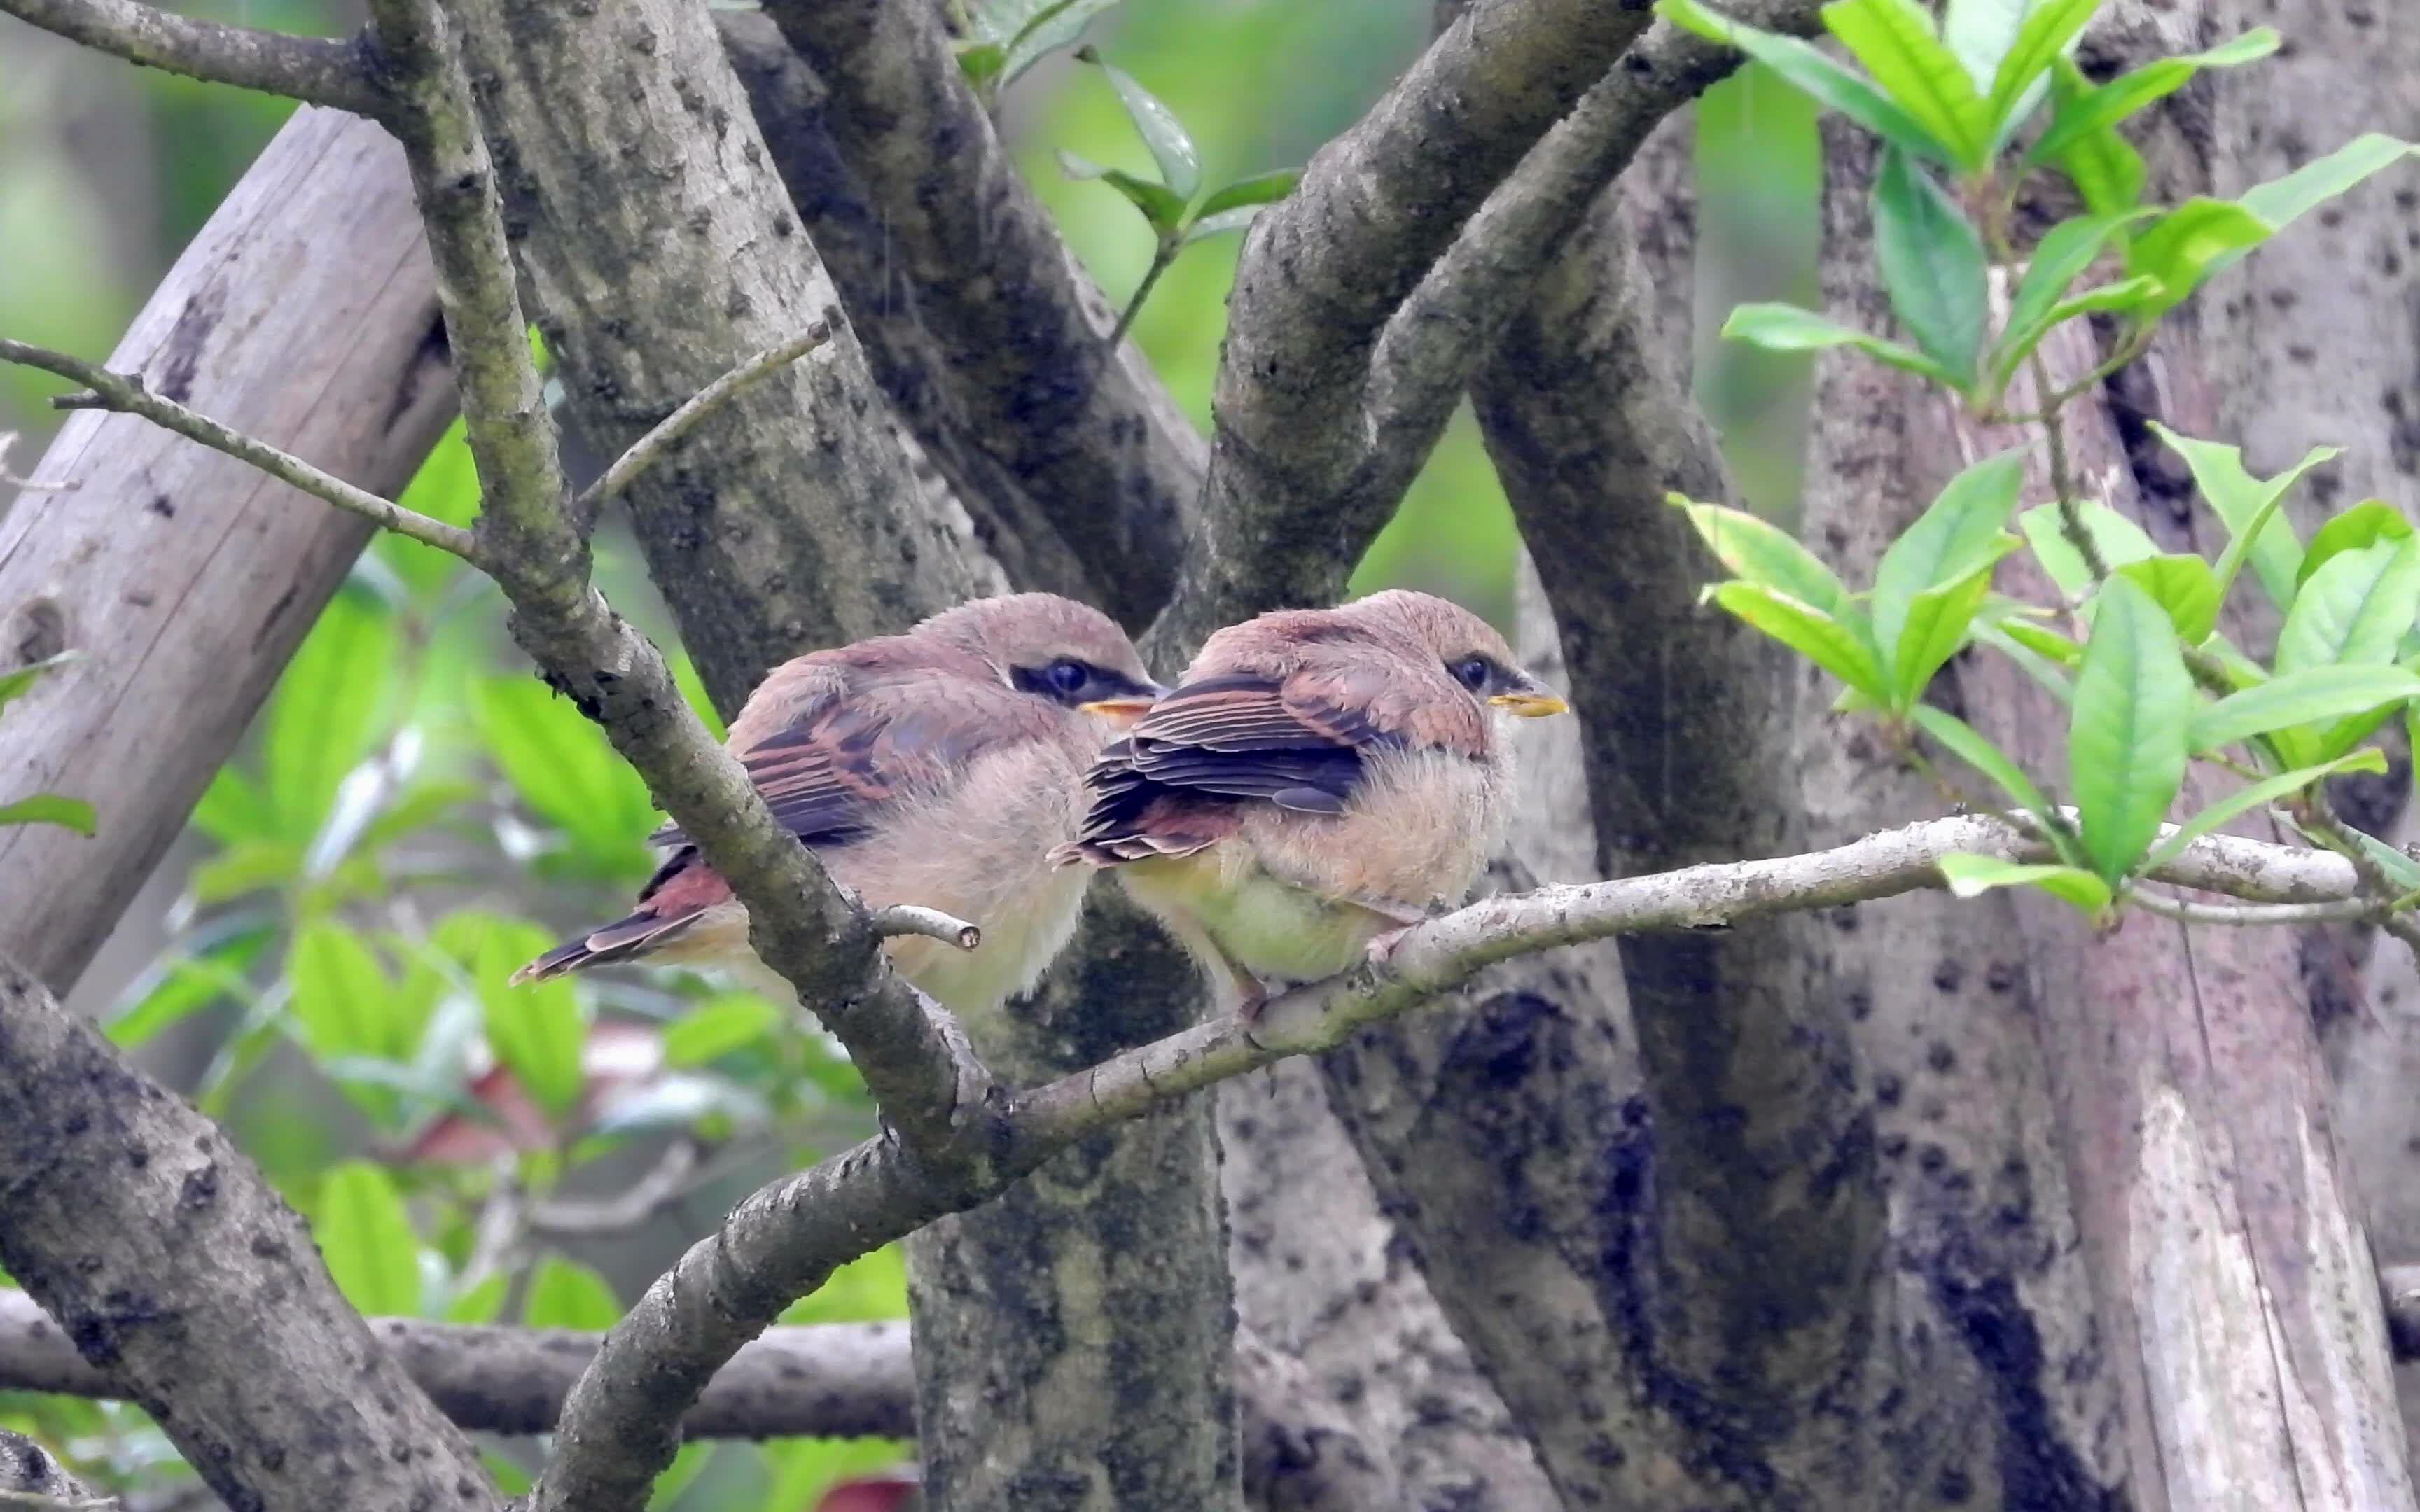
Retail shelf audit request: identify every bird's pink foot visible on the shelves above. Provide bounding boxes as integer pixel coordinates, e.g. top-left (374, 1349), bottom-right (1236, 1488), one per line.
top-left (1365, 924), bottom-right (1414, 972)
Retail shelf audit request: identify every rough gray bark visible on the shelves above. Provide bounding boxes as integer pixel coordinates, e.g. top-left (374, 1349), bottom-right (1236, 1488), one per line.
top-left (436, 0), bottom-right (976, 712)
top-left (0, 1289), bottom-right (916, 1440)
top-left (0, 955), bottom-right (503, 1512)
top-left (0, 106), bottom-right (452, 996)
top-left (729, 4), bottom-right (1204, 631)
top-left (2185, 0), bottom-right (2420, 1470)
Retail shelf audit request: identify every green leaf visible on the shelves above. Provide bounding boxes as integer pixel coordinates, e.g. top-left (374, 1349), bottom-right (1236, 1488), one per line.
top-left (289, 918), bottom-right (400, 1061)
top-left (1655, 0), bottom-right (1953, 164)
top-left (1670, 494), bottom-right (1851, 614)
top-left (2041, 58), bottom-right (2144, 216)
top-left (1993, 614), bottom-right (2083, 666)
top-left (0, 792), bottom-right (92, 834)
top-left (1820, 0), bottom-right (1992, 168)
top-left (472, 676), bottom-right (657, 878)
top-left (1942, 0), bottom-right (2026, 90)
top-left (2190, 664), bottom-right (2420, 753)
top-left (193, 766), bottom-right (278, 846)
top-left (2349, 820), bottom-right (2420, 891)
top-left (1983, 0), bottom-right (2099, 139)
top-left (1969, 619), bottom-right (2075, 703)
top-left (1056, 149), bottom-right (1189, 232)
top-left (663, 994), bottom-right (783, 1068)
top-left (2147, 421), bottom-right (2322, 610)
top-left (1182, 207), bottom-right (1271, 244)
top-left (523, 1256), bottom-right (622, 1331)
top-left (2017, 499), bottom-right (2159, 598)
top-left (954, 39), bottom-right (1006, 88)
top-left (2275, 536), bottom-right (2420, 676)
top-left (1708, 582), bottom-right (1890, 701)
top-left (1892, 566), bottom-right (1996, 706)
top-left (2027, 29), bottom-right (2281, 168)
top-left (2219, 133), bottom-right (2419, 280)
top-left (2069, 574), bottom-right (2192, 883)
top-left (436, 911), bottom-right (590, 1120)
top-left (1870, 146), bottom-right (1989, 382)
top-left (2114, 554), bottom-right (2221, 643)
top-left (1911, 704), bottom-right (2075, 856)
top-left (187, 838), bottom-right (300, 903)
top-left (2300, 500), bottom-right (2414, 587)
top-left (760, 1439), bottom-right (914, 1512)
top-left (106, 929), bottom-right (269, 1049)
top-left (1720, 302), bottom-right (1957, 384)
top-left (1872, 449), bottom-right (2025, 659)
top-left (993, 0), bottom-right (1126, 87)
top-left (266, 592), bottom-right (398, 843)
top-left (2124, 197), bottom-right (2273, 316)
top-left (0, 649), bottom-right (78, 715)
top-left (445, 1271), bottom-right (510, 1326)
top-left (317, 1162), bottom-right (423, 1317)
top-left (1935, 853), bottom-right (2112, 911)
top-left (1996, 209), bottom-right (2155, 370)
top-left (1195, 169), bottom-right (1300, 220)
top-left (1073, 48), bottom-right (1199, 201)
top-left (2141, 749), bottom-right (2388, 874)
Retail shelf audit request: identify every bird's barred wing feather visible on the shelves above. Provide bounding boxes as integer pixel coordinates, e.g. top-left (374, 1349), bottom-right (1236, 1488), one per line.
top-left (1057, 661), bottom-right (1486, 864)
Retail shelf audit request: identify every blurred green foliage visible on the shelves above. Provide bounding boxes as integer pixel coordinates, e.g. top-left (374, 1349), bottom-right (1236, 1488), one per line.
top-left (0, 0), bottom-right (1821, 1502)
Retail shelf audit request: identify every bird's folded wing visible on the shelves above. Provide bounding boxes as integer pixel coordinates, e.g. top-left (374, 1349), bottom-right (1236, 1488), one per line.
top-left (1066, 664), bottom-right (1484, 860)
top-left (649, 662), bottom-right (1048, 853)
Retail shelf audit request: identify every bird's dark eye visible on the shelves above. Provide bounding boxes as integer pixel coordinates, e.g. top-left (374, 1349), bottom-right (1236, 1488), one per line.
top-left (1047, 659), bottom-right (1091, 695)
top-left (1452, 656), bottom-right (1491, 691)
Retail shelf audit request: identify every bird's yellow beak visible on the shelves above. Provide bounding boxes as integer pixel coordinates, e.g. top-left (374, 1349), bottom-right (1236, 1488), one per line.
top-left (1489, 691), bottom-right (1571, 718)
top-left (1079, 695), bottom-right (1161, 725)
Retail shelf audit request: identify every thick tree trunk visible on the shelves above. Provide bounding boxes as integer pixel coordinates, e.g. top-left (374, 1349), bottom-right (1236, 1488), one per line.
top-left (0, 106), bottom-right (452, 995)
top-left (431, 9), bottom-right (1241, 1505)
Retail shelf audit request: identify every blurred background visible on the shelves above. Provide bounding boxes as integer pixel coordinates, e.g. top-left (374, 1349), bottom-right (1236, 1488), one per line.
top-left (0, 1), bottom-right (1816, 1504)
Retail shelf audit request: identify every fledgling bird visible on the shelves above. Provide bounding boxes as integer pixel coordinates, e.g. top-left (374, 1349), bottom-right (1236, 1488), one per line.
top-left (1050, 589), bottom-right (1569, 1018)
top-left (511, 594), bottom-right (1165, 1019)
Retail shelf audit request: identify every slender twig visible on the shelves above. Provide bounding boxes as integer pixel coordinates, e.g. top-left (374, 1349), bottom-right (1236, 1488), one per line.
top-left (571, 321), bottom-right (837, 531)
top-left (0, 0), bottom-right (384, 118)
top-left (528, 806), bottom-right (2383, 1512)
top-left (0, 340), bottom-right (478, 559)
top-left (2129, 891), bottom-right (2384, 927)
top-left (1104, 247), bottom-right (1174, 352)
top-left (527, 1140), bottom-right (702, 1237)
top-left (867, 905), bottom-right (982, 951)
top-left (2027, 351), bottom-right (2108, 583)
top-left (0, 433), bottom-right (71, 494)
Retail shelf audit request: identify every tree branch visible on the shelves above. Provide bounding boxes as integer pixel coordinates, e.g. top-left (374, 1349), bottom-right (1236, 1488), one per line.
top-left (0, 1289), bottom-right (912, 1441)
top-left (735, 4), bottom-right (1204, 631)
top-left (355, 0), bottom-right (990, 1158)
top-left (0, 0), bottom-right (382, 118)
top-left (530, 808), bottom-right (2372, 1512)
top-left (0, 340), bottom-right (475, 558)
top-left (1369, 5), bottom-right (1819, 480)
top-left (1168, 0), bottom-right (1658, 648)
top-left (569, 320), bottom-right (838, 532)
top-left (0, 958), bottom-right (501, 1512)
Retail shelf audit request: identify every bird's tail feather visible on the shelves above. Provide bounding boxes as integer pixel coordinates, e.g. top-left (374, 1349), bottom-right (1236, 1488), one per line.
top-left (507, 908), bottom-right (704, 986)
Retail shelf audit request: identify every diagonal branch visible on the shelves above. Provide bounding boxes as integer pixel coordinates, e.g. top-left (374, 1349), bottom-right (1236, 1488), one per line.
top-left (0, 0), bottom-right (382, 118)
top-left (0, 958), bottom-right (501, 1512)
top-left (354, 0), bottom-right (989, 1158)
top-left (0, 339), bottom-right (476, 558)
top-left (569, 319), bottom-right (839, 533)
top-left (529, 808), bottom-right (2372, 1512)
top-left (1167, 0), bottom-right (1660, 648)
top-left (735, 4), bottom-right (1204, 631)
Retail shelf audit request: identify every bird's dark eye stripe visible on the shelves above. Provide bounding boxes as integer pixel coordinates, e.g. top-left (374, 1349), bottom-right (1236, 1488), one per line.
top-left (1013, 659), bottom-right (1104, 701)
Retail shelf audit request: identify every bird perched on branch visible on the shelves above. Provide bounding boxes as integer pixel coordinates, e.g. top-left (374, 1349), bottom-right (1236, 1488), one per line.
top-left (513, 594), bottom-right (1164, 1019)
top-left (1051, 589), bottom-right (1568, 1018)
